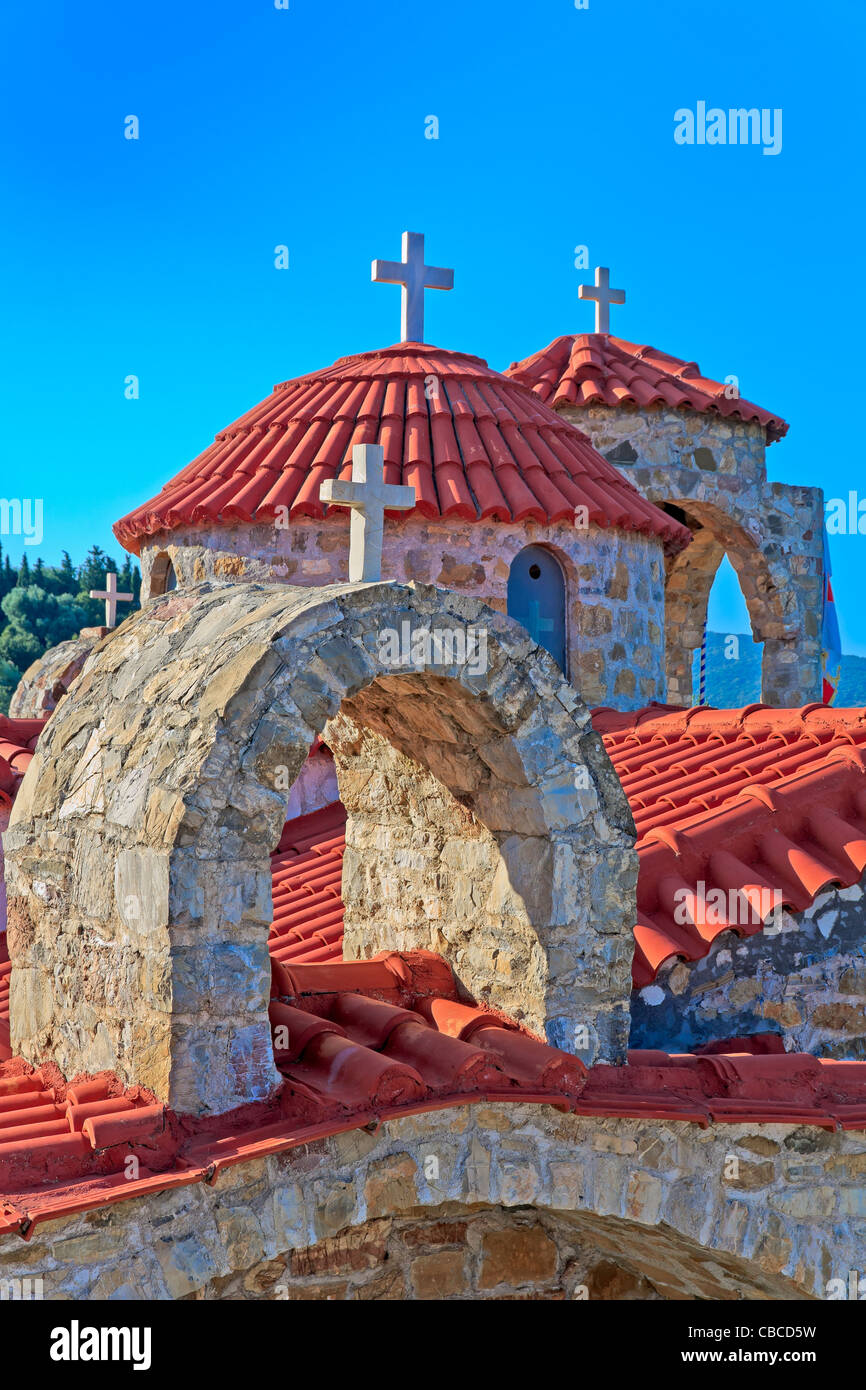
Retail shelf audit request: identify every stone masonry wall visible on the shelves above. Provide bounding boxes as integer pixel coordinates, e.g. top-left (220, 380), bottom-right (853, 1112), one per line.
top-left (0, 1100), bottom-right (860, 1300)
top-left (138, 515), bottom-right (667, 711)
top-left (631, 882), bottom-right (866, 1058)
top-left (559, 404), bottom-right (824, 707)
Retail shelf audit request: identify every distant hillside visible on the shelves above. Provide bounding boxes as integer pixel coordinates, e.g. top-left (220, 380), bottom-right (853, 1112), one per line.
top-left (691, 632), bottom-right (866, 708)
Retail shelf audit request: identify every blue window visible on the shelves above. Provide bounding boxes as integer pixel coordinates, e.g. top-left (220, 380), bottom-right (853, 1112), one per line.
top-left (507, 546), bottom-right (567, 672)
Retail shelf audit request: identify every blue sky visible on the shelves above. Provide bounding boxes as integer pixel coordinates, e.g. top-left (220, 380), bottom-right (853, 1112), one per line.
top-left (2, 0), bottom-right (864, 649)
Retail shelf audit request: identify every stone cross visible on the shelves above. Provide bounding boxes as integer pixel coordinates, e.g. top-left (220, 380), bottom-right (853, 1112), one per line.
top-left (89, 571), bottom-right (133, 628)
top-left (319, 443), bottom-right (415, 582)
top-left (578, 266), bottom-right (626, 334)
top-left (372, 231), bottom-right (453, 343)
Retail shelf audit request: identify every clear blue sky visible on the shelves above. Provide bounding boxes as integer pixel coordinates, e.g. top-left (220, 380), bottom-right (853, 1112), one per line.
top-left (2, 0), bottom-right (864, 648)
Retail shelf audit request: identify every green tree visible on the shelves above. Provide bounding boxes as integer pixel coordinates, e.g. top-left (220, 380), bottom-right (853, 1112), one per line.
top-left (0, 545), bottom-right (141, 714)
top-left (0, 623), bottom-right (43, 672)
top-left (75, 546), bottom-right (111, 597)
top-left (0, 587), bottom-right (88, 680)
top-left (0, 658), bottom-right (20, 712)
top-left (56, 551), bottom-right (77, 595)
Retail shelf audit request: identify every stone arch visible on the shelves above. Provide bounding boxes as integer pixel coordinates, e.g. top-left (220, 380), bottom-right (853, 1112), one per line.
top-left (659, 494), bottom-right (797, 706)
top-left (5, 581), bottom-right (638, 1115)
top-left (277, 1202), bottom-right (811, 1302)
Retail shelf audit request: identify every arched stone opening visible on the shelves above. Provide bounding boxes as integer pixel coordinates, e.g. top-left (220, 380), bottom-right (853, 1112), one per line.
top-left (660, 498), bottom-right (797, 706)
top-left (148, 551), bottom-right (178, 599)
top-left (5, 581), bottom-right (637, 1116)
top-left (264, 1202), bottom-right (813, 1302)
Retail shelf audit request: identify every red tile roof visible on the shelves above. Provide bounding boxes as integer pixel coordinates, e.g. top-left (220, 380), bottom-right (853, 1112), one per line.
top-left (0, 1066), bottom-right (166, 1193)
top-left (113, 343), bottom-right (691, 555)
top-left (3, 1031), bottom-right (866, 1234)
top-left (270, 803), bottom-right (346, 966)
top-left (0, 959), bottom-right (11, 1062)
top-left (265, 705), bottom-right (866, 988)
top-left (5, 707), bottom-right (866, 1222)
top-left (578, 1050), bottom-right (866, 1130)
top-left (595, 703), bottom-right (866, 985)
top-left (505, 335), bottom-right (788, 444)
top-left (0, 717), bottom-right (45, 809)
top-left (0, 950), bottom-right (591, 1227)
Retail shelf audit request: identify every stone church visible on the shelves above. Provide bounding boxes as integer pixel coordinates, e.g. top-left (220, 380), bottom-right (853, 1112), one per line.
top-left (0, 246), bottom-right (864, 1302)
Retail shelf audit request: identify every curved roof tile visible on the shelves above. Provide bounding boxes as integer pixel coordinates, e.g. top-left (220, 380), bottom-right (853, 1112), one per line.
top-left (595, 703), bottom-right (866, 984)
top-left (262, 707), bottom-right (866, 990)
top-left (113, 343), bottom-right (691, 555)
top-left (505, 335), bottom-right (788, 444)
top-left (0, 717), bottom-right (45, 809)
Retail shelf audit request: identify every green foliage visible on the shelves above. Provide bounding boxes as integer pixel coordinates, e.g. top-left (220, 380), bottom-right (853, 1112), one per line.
top-left (0, 658), bottom-right (21, 712)
top-left (0, 544), bottom-right (141, 715)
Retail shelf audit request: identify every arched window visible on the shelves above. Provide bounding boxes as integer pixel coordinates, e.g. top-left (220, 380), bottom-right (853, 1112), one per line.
top-left (507, 545), bottom-right (567, 672)
top-left (150, 552), bottom-right (177, 597)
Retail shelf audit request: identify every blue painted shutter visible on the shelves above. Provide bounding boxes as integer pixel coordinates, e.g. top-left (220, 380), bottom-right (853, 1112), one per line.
top-left (507, 546), bottom-right (567, 672)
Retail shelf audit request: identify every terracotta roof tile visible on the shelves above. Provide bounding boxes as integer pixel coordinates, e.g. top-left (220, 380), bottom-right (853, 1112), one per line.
top-left (269, 804), bottom-right (347, 964)
top-left (4, 1028), bottom-right (866, 1231)
top-left (594, 703), bottom-right (866, 984)
top-left (0, 716), bottom-right (45, 807)
top-left (506, 335), bottom-right (788, 444)
top-left (0, 1067), bottom-right (165, 1185)
top-left (261, 704), bottom-right (866, 992)
top-left (113, 344), bottom-right (691, 555)
top-left (5, 708), bottom-right (866, 1218)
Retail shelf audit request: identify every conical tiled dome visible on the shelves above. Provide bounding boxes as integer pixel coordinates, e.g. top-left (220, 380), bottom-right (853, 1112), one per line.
top-left (114, 342), bottom-right (690, 554)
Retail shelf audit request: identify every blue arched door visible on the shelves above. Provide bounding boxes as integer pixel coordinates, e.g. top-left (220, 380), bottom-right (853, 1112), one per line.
top-left (507, 546), bottom-right (567, 672)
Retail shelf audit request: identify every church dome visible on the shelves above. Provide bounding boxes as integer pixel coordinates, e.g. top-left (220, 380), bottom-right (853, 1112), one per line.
top-left (113, 343), bottom-right (690, 555)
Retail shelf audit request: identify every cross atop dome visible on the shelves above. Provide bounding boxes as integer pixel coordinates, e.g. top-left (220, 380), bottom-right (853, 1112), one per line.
top-left (578, 266), bottom-right (626, 335)
top-left (372, 231), bottom-right (454, 343)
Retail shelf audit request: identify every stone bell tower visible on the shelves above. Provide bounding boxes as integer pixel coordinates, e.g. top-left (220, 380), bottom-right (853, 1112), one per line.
top-left (507, 270), bottom-right (824, 709)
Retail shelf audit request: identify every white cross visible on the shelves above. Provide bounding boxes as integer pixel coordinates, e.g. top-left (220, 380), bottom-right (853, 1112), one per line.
top-left (372, 231), bottom-right (453, 343)
top-left (578, 265), bottom-right (626, 334)
top-left (319, 444), bottom-right (415, 583)
top-left (89, 571), bottom-right (134, 627)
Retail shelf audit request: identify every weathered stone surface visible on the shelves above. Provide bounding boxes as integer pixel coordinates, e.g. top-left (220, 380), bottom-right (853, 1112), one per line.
top-left (631, 882), bottom-right (866, 1059)
top-left (6, 581), bottom-right (639, 1109)
top-left (0, 1102), bottom-right (849, 1300)
top-left (9, 628), bottom-right (107, 718)
top-left (410, 1249), bottom-right (466, 1297)
top-left (479, 1225), bottom-right (558, 1288)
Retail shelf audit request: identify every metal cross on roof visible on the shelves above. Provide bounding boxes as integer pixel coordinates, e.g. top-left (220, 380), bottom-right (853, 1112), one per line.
top-left (89, 571), bottom-right (133, 628)
top-left (319, 443), bottom-right (415, 582)
top-left (578, 265), bottom-right (626, 334)
top-left (372, 231), bottom-right (453, 343)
